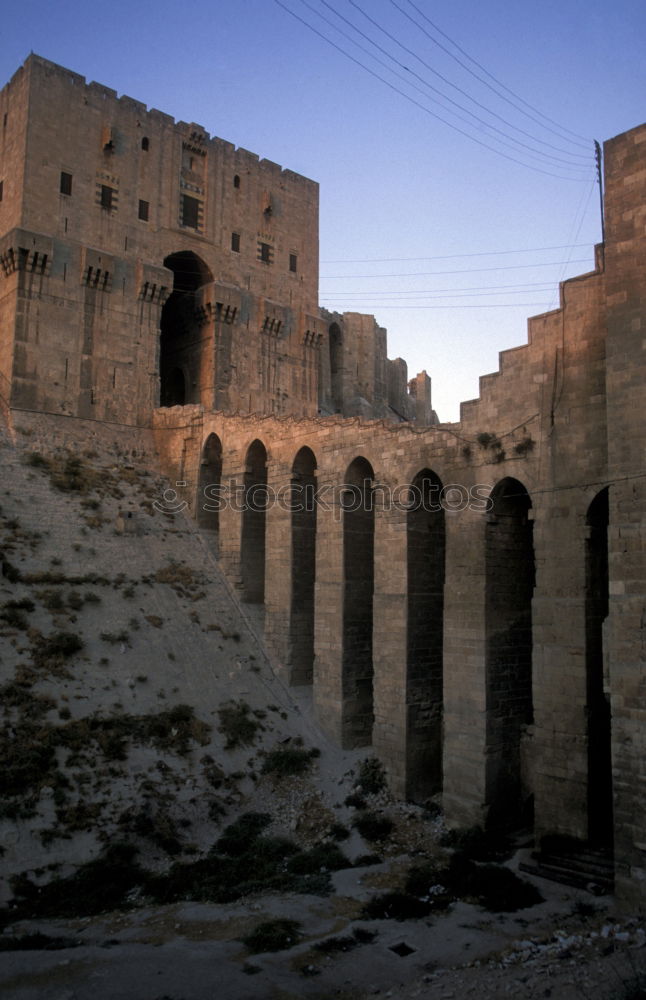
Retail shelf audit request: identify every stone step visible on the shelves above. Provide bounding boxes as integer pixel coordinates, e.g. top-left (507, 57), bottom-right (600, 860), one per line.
top-left (520, 849), bottom-right (614, 895)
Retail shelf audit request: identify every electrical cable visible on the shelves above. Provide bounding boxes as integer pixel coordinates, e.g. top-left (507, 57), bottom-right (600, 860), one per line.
top-left (340, 0), bottom-right (589, 164)
top-left (273, 0), bottom-right (592, 181)
top-left (320, 257), bottom-right (591, 279)
top-left (305, 0), bottom-right (587, 171)
top-left (398, 0), bottom-right (591, 147)
top-left (303, 0), bottom-right (588, 173)
top-left (320, 242), bottom-right (590, 263)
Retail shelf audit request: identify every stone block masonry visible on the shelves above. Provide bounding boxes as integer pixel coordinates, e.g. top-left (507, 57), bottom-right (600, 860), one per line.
top-left (0, 55), bottom-right (430, 427)
top-left (2, 53), bottom-right (645, 905)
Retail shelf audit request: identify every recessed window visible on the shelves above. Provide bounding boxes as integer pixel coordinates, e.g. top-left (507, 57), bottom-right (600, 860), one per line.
top-left (181, 194), bottom-right (200, 229)
top-left (258, 241), bottom-right (272, 264)
top-left (60, 171), bottom-right (73, 196)
top-left (100, 185), bottom-right (115, 211)
top-left (102, 125), bottom-right (115, 153)
top-left (2, 113), bottom-right (6, 129)
top-left (138, 199), bottom-right (149, 221)
top-left (233, 174), bottom-right (240, 189)
top-left (289, 253), bottom-right (298, 273)
top-left (141, 136), bottom-right (149, 151)
top-left (231, 232), bottom-right (240, 253)
top-left (0, 180), bottom-right (3, 203)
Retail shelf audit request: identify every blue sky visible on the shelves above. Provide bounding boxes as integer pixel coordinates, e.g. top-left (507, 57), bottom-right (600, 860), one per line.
top-left (3, 0), bottom-right (645, 420)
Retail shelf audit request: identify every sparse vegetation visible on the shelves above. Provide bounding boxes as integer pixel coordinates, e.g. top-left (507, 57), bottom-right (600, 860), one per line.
top-left (100, 629), bottom-right (130, 645)
top-left (6, 843), bottom-right (146, 920)
top-left (344, 792), bottom-right (367, 810)
top-left (50, 454), bottom-right (97, 494)
top-left (217, 700), bottom-right (263, 749)
top-left (0, 933), bottom-right (82, 951)
top-left (261, 743), bottom-right (320, 778)
top-left (241, 918), bottom-right (302, 953)
top-left (32, 630), bottom-right (84, 670)
top-left (361, 891), bottom-right (432, 921)
top-left (352, 811), bottom-right (394, 842)
top-left (314, 927), bottom-right (377, 953)
top-left (440, 824), bottom-right (513, 863)
top-left (24, 451), bottom-right (51, 470)
top-left (356, 756), bottom-right (387, 795)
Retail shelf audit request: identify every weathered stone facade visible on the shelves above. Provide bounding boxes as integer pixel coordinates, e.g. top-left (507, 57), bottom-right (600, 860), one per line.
top-left (0, 55), bottom-right (432, 425)
top-left (1, 55), bottom-right (645, 904)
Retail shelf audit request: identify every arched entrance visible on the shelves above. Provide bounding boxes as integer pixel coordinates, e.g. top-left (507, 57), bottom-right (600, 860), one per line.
top-left (342, 456), bottom-right (375, 748)
top-left (406, 469), bottom-right (445, 801)
top-left (585, 488), bottom-right (613, 846)
top-left (290, 446), bottom-right (317, 685)
top-left (160, 251), bottom-right (213, 407)
top-left (485, 477), bottom-right (535, 829)
top-left (241, 440), bottom-right (267, 604)
top-left (196, 433), bottom-right (223, 535)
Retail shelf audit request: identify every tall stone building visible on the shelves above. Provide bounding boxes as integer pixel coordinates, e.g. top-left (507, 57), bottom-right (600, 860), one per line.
top-left (0, 55), bottom-right (434, 425)
top-left (1, 55), bottom-right (645, 905)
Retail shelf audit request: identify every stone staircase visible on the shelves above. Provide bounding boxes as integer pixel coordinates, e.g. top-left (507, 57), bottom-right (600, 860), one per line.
top-left (520, 841), bottom-right (614, 895)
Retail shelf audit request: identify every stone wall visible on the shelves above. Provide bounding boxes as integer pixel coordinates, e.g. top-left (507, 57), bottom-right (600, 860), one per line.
top-left (0, 56), bottom-right (432, 428)
top-left (149, 121), bottom-right (646, 903)
top-left (3, 52), bottom-right (646, 904)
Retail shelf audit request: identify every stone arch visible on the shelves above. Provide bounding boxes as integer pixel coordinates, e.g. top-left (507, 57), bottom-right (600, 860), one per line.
top-left (406, 468), bottom-right (446, 802)
top-left (585, 487), bottom-right (613, 846)
top-left (196, 432), bottom-right (223, 535)
top-left (289, 446), bottom-right (317, 684)
top-left (159, 251), bottom-right (213, 407)
top-left (485, 476), bottom-right (535, 829)
top-left (241, 439), bottom-right (267, 603)
top-left (329, 322), bottom-right (343, 412)
top-left (342, 456), bottom-right (375, 747)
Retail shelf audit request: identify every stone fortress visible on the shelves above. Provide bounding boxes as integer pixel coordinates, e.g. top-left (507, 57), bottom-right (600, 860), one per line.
top-left (0, 55), bottom-right (645, 905)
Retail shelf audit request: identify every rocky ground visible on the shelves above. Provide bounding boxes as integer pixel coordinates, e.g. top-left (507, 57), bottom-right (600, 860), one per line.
top-left (0, 424), bottom-right (644, 1000)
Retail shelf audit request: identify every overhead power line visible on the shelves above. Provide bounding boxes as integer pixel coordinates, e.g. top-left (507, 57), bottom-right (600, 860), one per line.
top-left (320, 301), bottom-right (554, 310)
top-left (274, 0), bottom-right (593, 181)
top-left (320, 257), bottom-right (592, 280)
top-left (397, 0), bottom-right (591, 147)
top-left (340, 0), bottom-right (589, 165)
top-left (320, 241), bottom-right (591, 263)
top-left (322, 285), bottom-right (558, 300)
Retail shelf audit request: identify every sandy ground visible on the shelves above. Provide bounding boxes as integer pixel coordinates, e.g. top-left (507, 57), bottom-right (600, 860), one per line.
top-left (1, 853), bottom-right (644, 1000)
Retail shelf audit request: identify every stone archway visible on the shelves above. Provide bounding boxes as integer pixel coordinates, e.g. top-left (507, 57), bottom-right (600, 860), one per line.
top-left (585, 487), bottom-right (613, 847)
top-left (485, 477), bottom-right (535, 829)
top-left (196, 433), bottom-right (223, 535)
top-left (159, 251), bottom-right (213, 407)
top-left (241, 439), bottom-right (267, 604)
top-left (289, 446), bottom-right (317, 685)
top-left (406, 468), bottom-right (445, 802)
top-left (342, 456), bottom-right (375, 748)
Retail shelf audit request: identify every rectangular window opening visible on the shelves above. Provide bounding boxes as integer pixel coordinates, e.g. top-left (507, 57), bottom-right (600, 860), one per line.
top-left (100, 185), bottom-right (114, 211)
top-left (138, 199), bottom-right (149, 221)
top-left (0, 180), bottom-right (3, 203)
top-left (181, 194), bottom-right (200, 229)
top-left (60, 171), bottom-right (73, 196)
top-left (258, 241), bottom-right (272, 264)
top-left (289, 252), bottom-right (298, 273)
top-left (231, 231), bottom-right (240, 253)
